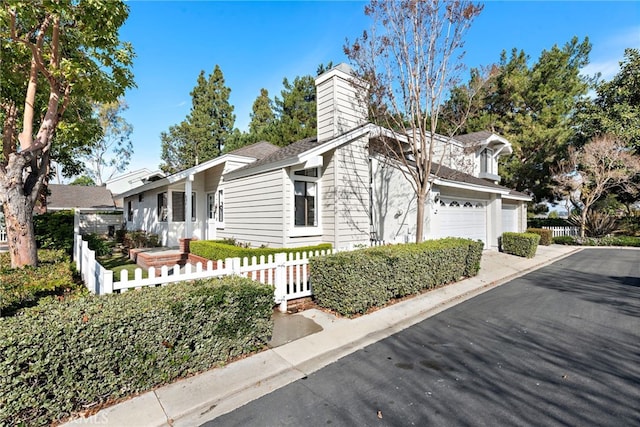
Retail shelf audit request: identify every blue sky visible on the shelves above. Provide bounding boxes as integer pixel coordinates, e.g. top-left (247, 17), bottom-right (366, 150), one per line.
top-left (117, 1), bottom-right (640, 174)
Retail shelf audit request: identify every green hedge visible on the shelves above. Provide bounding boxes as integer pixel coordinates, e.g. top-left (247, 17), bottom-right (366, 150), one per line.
top-left (190, 240), bottom-right (332, 261)
top-left (553, 235), bottom-right (640, 247)
top-left (527, 217), bottom-right (572, 228)
top-left (0, 276), bottom-right (273, 426)
top-left (34, 210), bottom-right (75, 255)
top-left (0, 250), bottom-right (82, 316)
top-left (526, 227), bottom-right (553, 246)
top-left (310, 238), bottom-right (483, 317)
top-left (501, 232), bottom-right (540, 258)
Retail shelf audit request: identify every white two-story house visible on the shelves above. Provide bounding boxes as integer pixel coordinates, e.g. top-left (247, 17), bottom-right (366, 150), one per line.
top-left (120, 63), bottom-right (530, 250)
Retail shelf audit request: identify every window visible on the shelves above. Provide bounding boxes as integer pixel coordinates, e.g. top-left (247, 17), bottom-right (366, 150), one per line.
top-left (207, 192), bottom-right (216, 220)
top-left (157, 192), bottom-right (168, 222)
top-left (217, 189), bottom-right (224, 222)
top-left (481, 148), bottom-right (494, 174)
top-left (127, 200), bottom-right (133, 222)
top-left (172, 191), bottom-right (196, 222)
top-left (293, 168), bottom-right (318, 227)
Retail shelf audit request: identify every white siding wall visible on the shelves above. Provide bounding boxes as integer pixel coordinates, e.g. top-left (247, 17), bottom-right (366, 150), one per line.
top-left (333, 137), bottom-right (371, 248)
top-left (371, 155), bottom-right (421, 243)
top-left (218, 169), bottom-right (285, 247)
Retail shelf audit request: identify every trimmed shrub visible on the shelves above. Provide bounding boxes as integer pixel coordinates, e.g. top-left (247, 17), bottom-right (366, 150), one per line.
top-left (553, 235), bottom-right (576, 245)
top-left (33, 210), bottom-right (75, 254)
top-left (83, 233), bottom-right (113, 257)
top-left (190, 240), bottom-right (332, 261)
top-left (526, 227), bottom-right (553, 246)
top-left (0, 276), bottom-right (273, 426)
top-left (527, 217), bottom-right (572, 228)
top-left (311, 238), bottom-right (483, 317)
top-left (502, 232), bottom-right (540, 258)
top-left (0, 249), bottom-right (82, 316)
top-left (553, 235), bottom-right (640, 247)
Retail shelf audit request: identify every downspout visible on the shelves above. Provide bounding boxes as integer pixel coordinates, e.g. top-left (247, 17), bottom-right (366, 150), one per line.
top-left (334, 151), bottom-right (340, 250)
top-left (282, 169), bottom-right (287, 247)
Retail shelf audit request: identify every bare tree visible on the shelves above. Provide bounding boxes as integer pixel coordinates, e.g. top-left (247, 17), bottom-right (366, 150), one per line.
top-left (345, 0), bottom-right (484, 242)
top-left (82, 100), bottom-right (133, 186)
top-left (553, 135), bottom-right (640, 238)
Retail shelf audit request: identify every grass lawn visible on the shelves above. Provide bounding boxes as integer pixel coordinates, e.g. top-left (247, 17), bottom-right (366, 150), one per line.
top-left (98, 252), bottom-right (148, 279)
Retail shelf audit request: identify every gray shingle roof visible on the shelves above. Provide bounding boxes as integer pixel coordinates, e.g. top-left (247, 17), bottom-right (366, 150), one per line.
top-left (232, 136), bottom-right (321, 174)
top-left (47, 184), bottom-right (116, 209)
top-left (455, 130), bottom-right (494, 146)
top-left (228, 141), bottom-right (280, 160)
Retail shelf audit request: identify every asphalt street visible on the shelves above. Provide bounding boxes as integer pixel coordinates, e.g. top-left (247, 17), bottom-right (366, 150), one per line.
top-left (205, 249), bottom-right (640, 426)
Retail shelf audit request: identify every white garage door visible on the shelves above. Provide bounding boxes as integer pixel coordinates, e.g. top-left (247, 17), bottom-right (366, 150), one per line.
top-left (435, 198), bottom-right (487, 245)
top-left (502, 204), bottom-right (519, 233)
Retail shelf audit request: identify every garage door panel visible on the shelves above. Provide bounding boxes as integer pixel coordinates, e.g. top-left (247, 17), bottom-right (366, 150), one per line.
top-left (436, 198), bottom-right (486, 244)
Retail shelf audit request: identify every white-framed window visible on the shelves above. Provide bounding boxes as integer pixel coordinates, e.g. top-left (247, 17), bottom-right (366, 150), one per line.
top-left (207, 192), bottom-right (216, 220)
top-left (481, 148), bottom-right (494, 174)
top-left (206, 190), bottom-right (224, 227)
top-left (291, 167), bottom-right (320, 235)
top-left (217, 189), bottom-right (224, 223)
top-left (157, 192), bottom-right (168, 222)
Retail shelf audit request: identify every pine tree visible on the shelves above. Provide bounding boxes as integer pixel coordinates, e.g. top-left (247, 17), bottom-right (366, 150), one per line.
top-left (160, 65), bottom-right (235, 173)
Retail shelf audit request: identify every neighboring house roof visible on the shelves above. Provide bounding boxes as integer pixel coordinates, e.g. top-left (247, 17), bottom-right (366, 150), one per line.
top-left (47, 184), bottom-right (117, 210)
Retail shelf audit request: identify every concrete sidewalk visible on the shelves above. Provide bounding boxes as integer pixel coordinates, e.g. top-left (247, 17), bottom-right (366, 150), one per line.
top-left (63, 245), bottom-right (580, 427)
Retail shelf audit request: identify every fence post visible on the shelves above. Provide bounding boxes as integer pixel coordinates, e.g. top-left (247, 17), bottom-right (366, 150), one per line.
top-left (75, 235), bottom-right (82, 272)
top-left (103, 269), bottom-right (114, 295)
top-left (229, 257), bottom-right (241, 275)
top-left (274, 252), bottom-right (287, 313)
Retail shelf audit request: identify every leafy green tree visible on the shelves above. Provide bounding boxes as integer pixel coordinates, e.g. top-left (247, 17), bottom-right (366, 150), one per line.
top-left (70, 176), bottom-right (96, 186)
top-left (80, 100), bottom-right (133, 185)
top-left (444, 37), bottom-right (592, 203)
top-left (0, 1), bottom-right (134, 267)
top-left (249, 88), bottom-right (275, 136)
top-left (160, 65), bottom-right (235, 173)
top-left (574, 48), bottom-right (640, 152)
top-left (268, 75), bottom-right (317, 146)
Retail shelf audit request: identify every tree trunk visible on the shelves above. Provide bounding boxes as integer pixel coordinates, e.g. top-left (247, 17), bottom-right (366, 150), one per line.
top-left (415, 192), bottom-right (426, 243)
top-left (0, 153), bottom-right (40, 268)
top-left (580, 210), bottom-right (587, 239)
top-left (2, 187), bottom-right (37, 268)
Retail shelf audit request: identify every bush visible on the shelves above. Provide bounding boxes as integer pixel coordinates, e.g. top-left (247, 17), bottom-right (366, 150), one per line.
top-left (553, 235), bottom-right (640, 247)
top-left (526, 227), bottom-right (553, 246)
top-left (122, 230), bottom-right (161, 249)
top-left (501, 232), bottom-right (540, 258)
top-left (33, 210), bottom-right (75, 254)
top-left (310, 238), bottom-right (483, 317)
top-left (0, 250), bottom-right (83, 316)
top-left (553, 235), bottom-right (576, 245)
top-left (83, 233), bottom-right (112, 257)
top-left (190, 240), bottom-right (332, 261)
top-left (527, 217), bottom-right (572, 228)
top-left (0, 276), bottom-right (274, 426)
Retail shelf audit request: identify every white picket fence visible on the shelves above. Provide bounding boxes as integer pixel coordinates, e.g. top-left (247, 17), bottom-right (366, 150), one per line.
top-left (542, 226), bottom-right (580, 237)
top-left (75, 235), bottom-right (360, 312)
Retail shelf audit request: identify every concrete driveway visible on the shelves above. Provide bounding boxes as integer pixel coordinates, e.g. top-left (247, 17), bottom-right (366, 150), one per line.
top-left (209, 248), bottom-right (640, 426)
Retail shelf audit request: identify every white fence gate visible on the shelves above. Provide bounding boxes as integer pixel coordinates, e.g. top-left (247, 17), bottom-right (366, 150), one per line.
top-left (74, 235), bottom-right (348, 312)
top-left (542, 226), bottom-right (580, 237)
